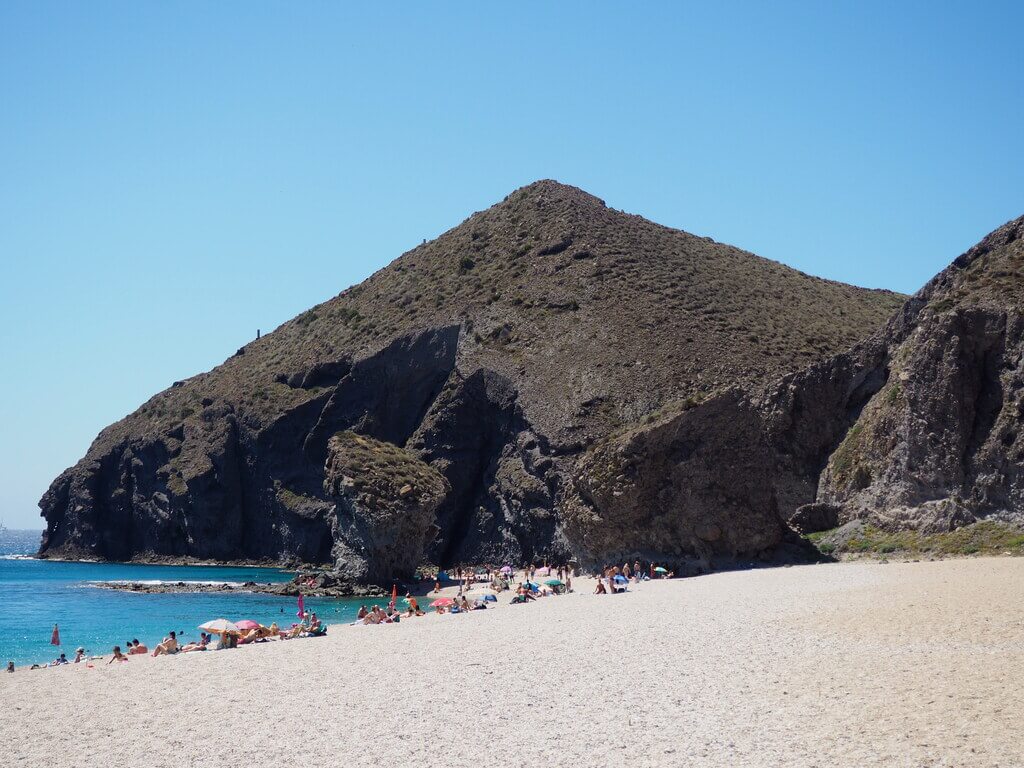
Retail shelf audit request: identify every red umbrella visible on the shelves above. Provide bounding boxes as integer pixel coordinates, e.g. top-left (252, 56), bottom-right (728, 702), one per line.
top-left (50, 624), bottom-right (60, 646)
top-left (235, 620), bottom-right (260, 631)
top-left (389, 584), bottom-right (397, 610)
top-left (430, 598), bottom-right (454, 607)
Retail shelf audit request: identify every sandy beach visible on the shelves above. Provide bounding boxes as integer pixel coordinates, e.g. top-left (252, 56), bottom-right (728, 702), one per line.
top-left (3, 558), bottom-right (1022, 767)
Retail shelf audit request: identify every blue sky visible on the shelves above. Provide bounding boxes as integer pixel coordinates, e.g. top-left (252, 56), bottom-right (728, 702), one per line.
top-left (1, 2), bottom-right (1022, 528)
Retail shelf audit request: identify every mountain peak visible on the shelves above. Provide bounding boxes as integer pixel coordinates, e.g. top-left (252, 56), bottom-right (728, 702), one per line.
top-left (504, 179), bottom-right (607, 209)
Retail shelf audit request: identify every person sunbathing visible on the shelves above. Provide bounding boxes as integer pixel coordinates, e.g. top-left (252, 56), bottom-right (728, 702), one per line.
top-left (73, 648), bottom-right (86, 663)
top-left (108, 646), bottom-right (128, 664)
top-left (128, 639), bottom-right (148, 655)
top-left (152, 631), bottom-right (178, 656)
top-left (459, 596), bottom-right (471, 612)
top-left (181, 633), bottom-right (210, 652)
top-left (238, 628), bottom-right (261, 644)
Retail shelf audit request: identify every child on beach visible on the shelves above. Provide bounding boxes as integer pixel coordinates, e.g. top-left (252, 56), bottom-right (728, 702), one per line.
top-left (108, 646), bottom-right (128, 664)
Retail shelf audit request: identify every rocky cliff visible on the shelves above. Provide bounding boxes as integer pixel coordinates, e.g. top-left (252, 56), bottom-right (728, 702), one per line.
top-left (564, 214), bottom-right (1024, 566)
top-left (815, 215), bottom-right (1024, 532)
top-left (37, 180), bottom-right (905, 579)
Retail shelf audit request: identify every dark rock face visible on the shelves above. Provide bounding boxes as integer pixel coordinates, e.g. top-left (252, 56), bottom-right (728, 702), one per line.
top-left (409, 368), bottom-right (567, 567)
top-left (324, 432), bottom-right (449, 584)
top-left (819, 306), bottom-right (1024, 532)
top-left (565, 390), bottom-right (786, 567)
top-left (788, 503), bottom-right (840, 534)
top-left (40, 326), bottom-right (461, 567)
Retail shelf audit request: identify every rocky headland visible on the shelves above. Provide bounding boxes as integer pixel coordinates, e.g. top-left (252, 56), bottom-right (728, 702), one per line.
top-left (38, 180), bottom-right (1024, 586)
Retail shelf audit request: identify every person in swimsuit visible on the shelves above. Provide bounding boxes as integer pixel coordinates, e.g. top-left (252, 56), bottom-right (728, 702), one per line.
top-left (152, 631), bottom-right (178, 656)
top-left (181, 633), bottom-right (209, 652)
top-left (128, 639), bottom-right (148, 655)
top-left (108, 646), bottom-right (128, 664)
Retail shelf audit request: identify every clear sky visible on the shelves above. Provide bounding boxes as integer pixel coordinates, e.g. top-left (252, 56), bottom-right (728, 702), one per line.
top-left (1, 2), bottom-right (1022, 528)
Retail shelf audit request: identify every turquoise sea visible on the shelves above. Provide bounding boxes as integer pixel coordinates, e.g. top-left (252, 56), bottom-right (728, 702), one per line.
top-left (0, 529), bottom-right (374, 667)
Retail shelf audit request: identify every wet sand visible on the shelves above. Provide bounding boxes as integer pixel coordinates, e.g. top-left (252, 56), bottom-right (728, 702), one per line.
top-left (4, 558), bottom-right (1022, 767)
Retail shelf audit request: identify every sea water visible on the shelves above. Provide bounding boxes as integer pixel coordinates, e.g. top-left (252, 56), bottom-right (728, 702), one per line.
top-left (0, 529), bottom-right (377, 667)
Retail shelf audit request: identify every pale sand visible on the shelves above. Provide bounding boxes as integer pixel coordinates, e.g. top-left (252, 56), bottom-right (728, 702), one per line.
top-left (4, 559), bottom-right (1024, 767)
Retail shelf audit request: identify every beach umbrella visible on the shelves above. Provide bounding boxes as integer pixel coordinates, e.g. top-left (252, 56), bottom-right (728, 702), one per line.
top-left (613, 575), bottom-right (628, 583)
top-left (535, 567), bottom-right (550, 576)
top-left (499, 565), bottom-right (512, 574)
top-left (430, 598), bottom-right (454, 607)
top-left (199, 619), bottom-right (240, 635)
top-left (296, 593), bottom-right (305, 618)
top-left (234, 620), bottom-right (260, 631)
top-left (654, 566), bottom-right (668, 574)
top-left (544, 579), bottom-right (563, 587)
top-left (50, 624), bottom-right (61, 646)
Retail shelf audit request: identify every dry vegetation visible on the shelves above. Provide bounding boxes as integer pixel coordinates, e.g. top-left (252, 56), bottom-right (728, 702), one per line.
top-left (92, 180), bottom-right (905, 453)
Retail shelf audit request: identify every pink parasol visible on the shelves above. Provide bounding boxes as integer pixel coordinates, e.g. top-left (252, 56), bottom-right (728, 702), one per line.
top-left (499, 566), bottom-right (512, 574)
top-left (430, 597), bottom-right (454, 607)
top-left (296, 593), bottom-right (305, 618)
top-left (235, 620), bottom-right (260, 631)
top-left (535, 567), bottom-right (550, 576)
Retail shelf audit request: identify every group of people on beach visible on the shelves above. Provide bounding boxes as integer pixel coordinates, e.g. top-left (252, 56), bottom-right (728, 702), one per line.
top-left (9, 560), bottom-right (679, 671)
top-left (593, 560), bottom-right (674, 594)
top-left (10, 611), bottom-right (329, 672)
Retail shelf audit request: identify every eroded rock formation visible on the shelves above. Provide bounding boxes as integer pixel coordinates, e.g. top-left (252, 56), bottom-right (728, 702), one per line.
top-left (38, 180), bottom-right (916, 580)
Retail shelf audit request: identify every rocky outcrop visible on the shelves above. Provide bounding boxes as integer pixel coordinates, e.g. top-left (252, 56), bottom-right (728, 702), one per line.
top-left (816, 217), bottom-right (1024, 532)
top-left (409, 368), bottom-right (568, 567)
top-left (37, 180), bottom-right (907, 577)
top-left (39, 326), bottom-right (461, 568)
top-left (564, 390), bottom-right (786, 567)
top-left (565, 214), bottom-right (1024, 563)
top-left (324, 432), bottom-right (449, 584)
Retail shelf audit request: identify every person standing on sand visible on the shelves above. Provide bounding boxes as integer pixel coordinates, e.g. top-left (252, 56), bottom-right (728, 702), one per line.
top-left (623, 562), bottom-right (631, 581)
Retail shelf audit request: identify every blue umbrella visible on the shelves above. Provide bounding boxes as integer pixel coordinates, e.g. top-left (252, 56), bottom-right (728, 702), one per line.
top-left (613, 574), bottom-right (628, 583)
